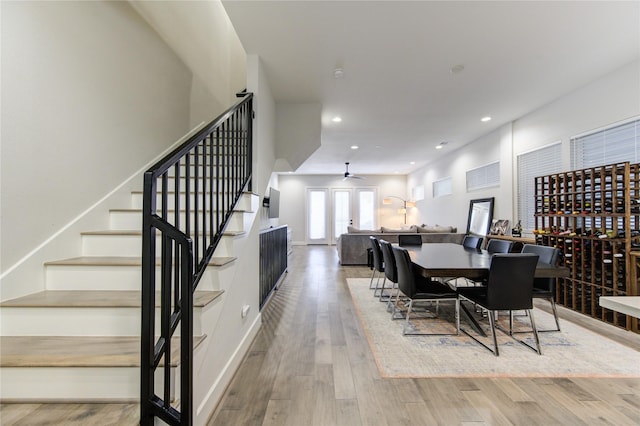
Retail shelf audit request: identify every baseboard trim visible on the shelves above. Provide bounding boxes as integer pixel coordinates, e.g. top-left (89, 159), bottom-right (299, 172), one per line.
top-left (196, 312), bottom-right (262, 424)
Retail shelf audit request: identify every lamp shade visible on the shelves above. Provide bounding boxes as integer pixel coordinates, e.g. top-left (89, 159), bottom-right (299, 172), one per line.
top-left (405, 201), bottom-right (416, 208)
top-left (382, 198), bottom-right (393, 205)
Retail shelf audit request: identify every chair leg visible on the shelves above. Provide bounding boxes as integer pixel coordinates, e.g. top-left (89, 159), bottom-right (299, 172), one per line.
top-left (379, 277), bottom-right (391, 301)
top-left (545, 297), bottom-right (561, 332)
top-left (374, 276), bottom-right (386, 297)
top-left (528, 309), bottom-right (542, 355)
top-left (369, 268), bottom-right (377, 289)
top-left (455, 298), bottom-right (460, 335)
top-left (403, 300), bottom-right (414, 335)
top-left (488, 310), bottom-right (499, 356)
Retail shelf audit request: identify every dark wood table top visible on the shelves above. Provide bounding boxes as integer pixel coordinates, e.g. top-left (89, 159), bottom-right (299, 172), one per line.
top-left (404, 243), bottom-right (569, 279)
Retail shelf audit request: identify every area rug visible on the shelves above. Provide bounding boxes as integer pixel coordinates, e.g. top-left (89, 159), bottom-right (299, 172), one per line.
top-left (346, 278), bottom-right (640, 378)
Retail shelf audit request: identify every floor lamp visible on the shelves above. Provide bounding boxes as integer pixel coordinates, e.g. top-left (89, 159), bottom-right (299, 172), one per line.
top-left (382, 196), bottom-right (416, 224)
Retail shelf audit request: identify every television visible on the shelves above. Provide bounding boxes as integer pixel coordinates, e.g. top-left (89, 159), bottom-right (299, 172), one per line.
top-left (263, 188), bottom-right (280, 218)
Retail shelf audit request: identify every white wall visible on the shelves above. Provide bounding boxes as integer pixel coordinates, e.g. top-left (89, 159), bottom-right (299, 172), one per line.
top-left (0, 1), bottom-right (194, 296)
top-left (278, 174), bottom-right (407, 244)
top-left (129, 0), bottom-right (247, 123)
top-left (408, 124), bottom-right (513, 233)
top-left (408, 59), bottom-right (640, 233)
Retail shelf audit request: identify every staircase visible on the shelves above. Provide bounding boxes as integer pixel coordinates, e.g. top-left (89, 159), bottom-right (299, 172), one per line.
top-left (0, 188), bottom-right (258, 401)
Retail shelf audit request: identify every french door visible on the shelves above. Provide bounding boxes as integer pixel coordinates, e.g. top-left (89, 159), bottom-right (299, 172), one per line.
top-left (306, 187), bottom-right (377, 245)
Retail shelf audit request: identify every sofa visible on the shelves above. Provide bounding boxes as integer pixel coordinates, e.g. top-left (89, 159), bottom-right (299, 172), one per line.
top-left (336, 225), bottom-right (466, 265)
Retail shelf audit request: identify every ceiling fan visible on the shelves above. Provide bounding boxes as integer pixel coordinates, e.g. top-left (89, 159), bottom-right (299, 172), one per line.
top-left (343, 162), bottom-right (365, 180)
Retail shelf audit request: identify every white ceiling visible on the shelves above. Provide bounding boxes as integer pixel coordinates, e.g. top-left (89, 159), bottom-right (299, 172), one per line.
top-left (222, 1), bottom-right (640, 176)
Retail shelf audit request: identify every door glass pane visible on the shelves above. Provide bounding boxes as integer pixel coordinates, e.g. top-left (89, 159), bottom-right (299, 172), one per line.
top-left (358, 190), bottom-right (375, 229)
top-left (334, 191), bottom-right (350, 239)
top-left (308, 190), bottom-right (326, 240)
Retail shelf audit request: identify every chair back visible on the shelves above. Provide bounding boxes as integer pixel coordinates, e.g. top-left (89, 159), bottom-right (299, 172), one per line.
top-left (485, 253), bottom-right (539, 310)
top-left (462, 235), bottom-right (483, 249)
top-left (521, 244), bottom-right (560, 292)
top-left (487, 239), bottom-right (514, 254)
top-left (398, 234), bottom-right (422, 246)
top-left (369, 236), bottom-right (384, 273)
top-left (392, 246), bottom-right (417, 298)
top-left (379, 239), bottom-right (397, 283)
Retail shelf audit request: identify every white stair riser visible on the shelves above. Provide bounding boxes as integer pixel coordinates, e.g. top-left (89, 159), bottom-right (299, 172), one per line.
top-left (0, 305), bottom-right (208, 336)
top-left (0, 308), bottom-right (140, 336)
top-left (82, 233), bottom-right (239, 257)
top-left (130, 192), bottom-right (254, 212)
top-left (0, 366), bottom-right (172, 401)
top-left (109, 210), bottom-right (245, 232)
top-left (82, 234), bottom-right (142, 257)
top-left (46, 265), bottom-right (142, 291)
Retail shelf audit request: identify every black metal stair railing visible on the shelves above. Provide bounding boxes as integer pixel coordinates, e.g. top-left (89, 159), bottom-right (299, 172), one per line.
top-left (140, 93), bottom-right (253, 425)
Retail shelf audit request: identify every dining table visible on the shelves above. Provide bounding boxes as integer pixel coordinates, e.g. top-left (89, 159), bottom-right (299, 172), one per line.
top-left (405, 243), bottom-right (570, 280)
top-left (403, 242), bottom-right (570, 336)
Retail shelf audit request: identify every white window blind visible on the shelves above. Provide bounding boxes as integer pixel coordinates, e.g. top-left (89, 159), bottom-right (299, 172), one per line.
top-left (433, 177), bottom-right (452, 198)
top-left (571, 118), bottom-right (640, 169)
top-left (466, 161), bottom-right (499, 192)
top-left (517, 143), bottom-right (562, 232)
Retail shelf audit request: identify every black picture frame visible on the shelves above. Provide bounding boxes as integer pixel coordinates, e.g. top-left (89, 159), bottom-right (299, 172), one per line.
top-left (466, 197), bottom-right (495, 236)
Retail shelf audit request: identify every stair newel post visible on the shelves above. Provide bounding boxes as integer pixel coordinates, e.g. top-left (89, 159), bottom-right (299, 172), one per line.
top-left (180, 238), bottom-right (195, 425)
top-left (140, 171), bottom-right (157, 426)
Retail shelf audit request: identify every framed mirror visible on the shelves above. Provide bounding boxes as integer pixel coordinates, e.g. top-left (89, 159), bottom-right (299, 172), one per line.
top-left (466, 197), bottom-right (495, 236)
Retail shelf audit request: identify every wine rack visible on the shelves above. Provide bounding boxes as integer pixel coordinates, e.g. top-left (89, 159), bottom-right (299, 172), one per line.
top-left (534, 162), bottom-right (640, 332)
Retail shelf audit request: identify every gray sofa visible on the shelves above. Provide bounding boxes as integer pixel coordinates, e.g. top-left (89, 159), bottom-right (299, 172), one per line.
top-left (336, 231), bottom-right (466, 265)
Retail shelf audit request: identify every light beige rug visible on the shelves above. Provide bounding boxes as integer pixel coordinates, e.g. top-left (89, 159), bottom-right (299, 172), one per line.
top-left (347, 278), bottom-right (640, 378)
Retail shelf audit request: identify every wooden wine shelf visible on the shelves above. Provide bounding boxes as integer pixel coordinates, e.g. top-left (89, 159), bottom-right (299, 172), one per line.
top-left (534, 162), bottom-right (640, 332)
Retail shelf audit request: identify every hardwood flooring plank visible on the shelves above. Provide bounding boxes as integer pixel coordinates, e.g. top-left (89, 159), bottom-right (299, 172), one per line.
top-left (331, 345), bottom-right (357, 400)
top-left (261, 399), bottom-right (291, 426)
top-left (578, 400), bottom-right (640, 426)
top-left (311, 364), bottom-right (338, 426)
top-left (404, 401), bottom-right (440, 425)
top-left (335, 399), bottom-right (362, 426)
top-left (460, 389), bottom-right (513, 426)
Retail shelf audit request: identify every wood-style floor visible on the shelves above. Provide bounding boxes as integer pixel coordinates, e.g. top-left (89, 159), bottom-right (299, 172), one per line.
top-left (2, 246), bottom-right (639, 425)
top-left (209, 246), bottom-right (640, 425)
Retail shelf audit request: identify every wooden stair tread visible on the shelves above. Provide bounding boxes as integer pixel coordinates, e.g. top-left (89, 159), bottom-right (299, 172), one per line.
top-left (45, 256), bottom-right (236, 267)
top-left (0, 336), bottom-right (205, 368)
top-left (0, 290), bottom-right (223, 308)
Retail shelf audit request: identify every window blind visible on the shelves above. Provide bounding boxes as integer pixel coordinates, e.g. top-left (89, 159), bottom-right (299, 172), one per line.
top-left (466, 161), bottom-right (500, 192)
top-left (517, 143), bottom-right (562, 231)
top-left (571, 118), bottom-right (639, 168)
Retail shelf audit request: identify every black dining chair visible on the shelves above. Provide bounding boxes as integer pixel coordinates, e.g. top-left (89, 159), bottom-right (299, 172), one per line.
top-left (444, 235), bottom-right (488, 288)
top-left (369, 237), bottom-right (385, 292)
top-left (392, 246), bottom-right (460, 335)
top-left (398, 234), bottom-right (422, 246)
top-left (462, 235), bottom-right (483, 249)
top-left (486, 239), bottom-right (514, 254)
top-left (521, 243), bottom-right (562, 332)
top-left (379, 239), bottom-right (401, 315)
top-left (457, 253), bottom-right (541, 356)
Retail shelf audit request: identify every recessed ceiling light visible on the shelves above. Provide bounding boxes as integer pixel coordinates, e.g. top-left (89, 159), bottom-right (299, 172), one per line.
top-left (333, 68), bottom-right (344, 79)
top-left (332, 116), bottom-right (342, 123)
top-left (481, 116), bottom-right (492, 122)
top-left (350, 145), bottom-right (359, 150)
top-left (435, 145), bottom-right (443, 150)
top-left (436, 141), bottom-right (449, 149)
top-left (410, 161), bottom-right (415, 165)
